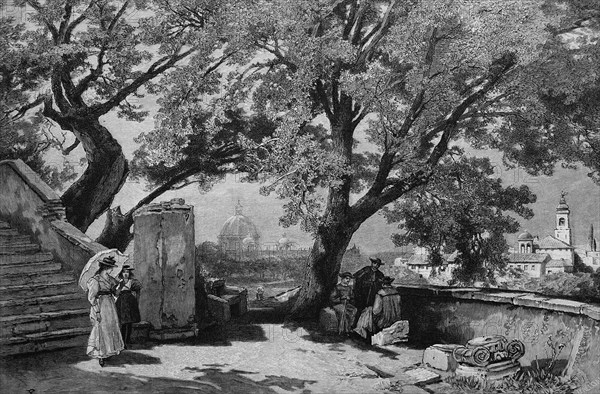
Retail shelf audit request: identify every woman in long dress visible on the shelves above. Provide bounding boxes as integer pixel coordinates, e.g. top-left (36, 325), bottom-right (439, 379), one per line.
top-left (86, 256), bottom-right (124, 366)
top-left (115, 265), bottom-right (142, 347)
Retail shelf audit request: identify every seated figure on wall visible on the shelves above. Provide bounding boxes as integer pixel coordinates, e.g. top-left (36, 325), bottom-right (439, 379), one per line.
top-left (329, 272), bottom-right (358, 335)
top-left (354, 276), bottom-right (402, 340)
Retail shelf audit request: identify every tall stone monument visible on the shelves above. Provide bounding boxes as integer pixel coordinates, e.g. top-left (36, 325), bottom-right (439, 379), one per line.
top-left (134, 199), bottom-right (196, 339)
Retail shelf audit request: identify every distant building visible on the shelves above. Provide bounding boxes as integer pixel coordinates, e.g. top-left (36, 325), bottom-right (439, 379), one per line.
top-left (507, 253), bottom-right (550, 278)
top-left (507, 194), bottom-right (574, 276)
top-left (218, 201), bottom-right (261, 252)
top-left (217, 201), bottom-right (309, 259)
top-left (404, 247), bottom-right (458, 279)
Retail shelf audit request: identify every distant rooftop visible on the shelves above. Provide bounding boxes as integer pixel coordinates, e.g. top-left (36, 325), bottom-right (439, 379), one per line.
top-left (537, 235), bottom-right (573, 249)
top-left (508, 253), bottom-right (550, 263)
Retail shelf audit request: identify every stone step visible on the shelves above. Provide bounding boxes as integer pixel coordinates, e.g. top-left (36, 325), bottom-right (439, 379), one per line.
top-left (0, 229), bottom-right (19, 237)
top-left (0, 292), bottom-right (88, 316)
top-left (0, 235), bottom-right (32, 244)
top-left (0, 260), bottom-right (62, 276)
top-left (0, 327), bottom-right (90, 356)
top-left (0, 252), bottom-right (54, 265)
top-left (0, 272), bottom-right (75, 287)
top-left (0, 309), bottom-right (90, 337)
top-left (0, 243), bottom-right (41, 254)
top-left (0, 281), bottom-right (80, 300)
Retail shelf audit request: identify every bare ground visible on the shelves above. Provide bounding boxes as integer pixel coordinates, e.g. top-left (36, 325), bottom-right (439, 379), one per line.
top-left (0, 298), bottom-right (460, 394)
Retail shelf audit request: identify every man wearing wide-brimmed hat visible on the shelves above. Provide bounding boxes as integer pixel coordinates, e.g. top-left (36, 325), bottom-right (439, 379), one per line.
top-left (329, 272), bottom-right (358, 335)
top-left (352, 257), bottom-right (385, 313)
top-left (354, 276), bottom-right (402, 340)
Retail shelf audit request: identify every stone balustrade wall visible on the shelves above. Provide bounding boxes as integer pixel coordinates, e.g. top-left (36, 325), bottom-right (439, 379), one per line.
top-left (397, 285), bottom-right (600, 382)
top-left (0, 160), bottom-right (106, 273)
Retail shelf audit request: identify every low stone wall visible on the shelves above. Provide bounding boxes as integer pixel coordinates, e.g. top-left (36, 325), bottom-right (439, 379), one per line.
top-left (397, 285), bottom-right (600, 382)
top-left (0, 160), bottom-right (106, 275)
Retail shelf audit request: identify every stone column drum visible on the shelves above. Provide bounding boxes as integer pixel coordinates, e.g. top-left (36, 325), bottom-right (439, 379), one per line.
top-left (134, 200), bottom-right (196, 337)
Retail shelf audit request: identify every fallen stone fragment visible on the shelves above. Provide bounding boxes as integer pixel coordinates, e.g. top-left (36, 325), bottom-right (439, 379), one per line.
top-left (371, 320), bottom-right (409, 346)
top-left (423, 344), bottom-right (461, 372)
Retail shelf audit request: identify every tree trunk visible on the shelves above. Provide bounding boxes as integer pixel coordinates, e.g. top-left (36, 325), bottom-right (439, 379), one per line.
top-left (96, 207), bottom-right (134, 252)
top-left (289, 102), bottom-right (358, 318)
top-left (289, 220), bottom-right (355, 319)
top-left (60, 117), bottom-right (128, 232)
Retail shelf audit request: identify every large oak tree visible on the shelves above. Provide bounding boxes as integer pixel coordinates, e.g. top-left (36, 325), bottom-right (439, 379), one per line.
top-left (1, 0), bottom-right (243, 236)
top-left (220, 0), bottom-right (592, 317)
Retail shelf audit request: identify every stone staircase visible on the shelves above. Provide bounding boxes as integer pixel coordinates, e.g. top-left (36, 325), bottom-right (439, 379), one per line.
top-left (0, 221), bottom-right (90, 356)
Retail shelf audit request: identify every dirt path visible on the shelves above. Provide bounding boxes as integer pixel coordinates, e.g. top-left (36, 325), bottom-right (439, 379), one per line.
top-left (1, 309), bottom-right (458, 393)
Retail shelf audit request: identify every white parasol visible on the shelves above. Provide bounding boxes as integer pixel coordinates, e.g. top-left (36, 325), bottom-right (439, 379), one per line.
top-left (78, 249), bottom-right (130, 291)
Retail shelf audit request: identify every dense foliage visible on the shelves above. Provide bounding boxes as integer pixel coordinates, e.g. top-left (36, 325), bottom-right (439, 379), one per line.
top-left (383, 157), bottom-right (537, 285)
top-left (1, 0), bottom-right (248, 238)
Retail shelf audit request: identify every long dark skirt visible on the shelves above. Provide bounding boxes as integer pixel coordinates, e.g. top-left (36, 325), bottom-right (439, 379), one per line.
top-left (116, 291), bottom-right (141, 324)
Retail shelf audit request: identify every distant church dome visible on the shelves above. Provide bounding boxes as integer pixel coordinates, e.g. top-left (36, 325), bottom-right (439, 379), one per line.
top-left (242, 233), bottom-right (256, 246)
top-left (518, 231), bottom-right (534, 241)
top-left (218, 201), bottom-right (260, 250)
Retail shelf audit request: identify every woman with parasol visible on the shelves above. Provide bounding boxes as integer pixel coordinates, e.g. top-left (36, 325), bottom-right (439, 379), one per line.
top-left (115, 265), bottom-right (142, 348)
top-left (82, 253), bottom-right (125, 366)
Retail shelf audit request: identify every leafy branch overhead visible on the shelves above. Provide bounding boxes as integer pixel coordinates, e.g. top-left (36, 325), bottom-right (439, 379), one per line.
top-left (223, 1), bottom-right (582, 230)
top-left (1, 0), bottom-right (249, 233)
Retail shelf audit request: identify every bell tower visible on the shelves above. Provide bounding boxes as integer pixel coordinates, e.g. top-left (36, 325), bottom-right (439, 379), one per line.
top-left (555, 192), bottom-right (572, 245)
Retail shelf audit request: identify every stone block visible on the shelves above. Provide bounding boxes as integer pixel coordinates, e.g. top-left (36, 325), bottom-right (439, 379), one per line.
top-left (371, 320), bottom-right (409, 346)
top-left (319, 307), bottom-right (338, 333)
top-left (512, 294), bottom-right (550, 309)
top-left (471, 292), bottom-right (528, 304)
top-left (423, 344), bottom-right (460, 371)
top-left (207, 294), bottom-right (230, 324)
top-left (134, 202), bottom-right (196, 332)
top-left (542, 298), bottom-right (585, 315)
top-left (582, 304), bottom-right (600, 321)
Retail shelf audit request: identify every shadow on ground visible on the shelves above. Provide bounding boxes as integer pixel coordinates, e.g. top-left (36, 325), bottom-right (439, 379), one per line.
top-left (0, 347), bottom-right (316, 394)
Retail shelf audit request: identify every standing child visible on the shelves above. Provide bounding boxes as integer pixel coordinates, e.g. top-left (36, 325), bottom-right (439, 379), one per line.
top-left (115, 265), bottom-right (142, 348)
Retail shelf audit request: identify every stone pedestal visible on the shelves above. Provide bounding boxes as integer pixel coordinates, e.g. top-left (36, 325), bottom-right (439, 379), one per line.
top-left (134, 200), bottom-right (196, 337)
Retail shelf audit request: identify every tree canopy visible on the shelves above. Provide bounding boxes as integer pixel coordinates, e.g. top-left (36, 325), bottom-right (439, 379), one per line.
top-left (383, 156), bottom-right (537, 285)
top-left (2, 0), bottom-right (598, 314)
top-left (213, 0), bottom-right (597, 315)
top-left (1, 0), bottom-right (244, 234)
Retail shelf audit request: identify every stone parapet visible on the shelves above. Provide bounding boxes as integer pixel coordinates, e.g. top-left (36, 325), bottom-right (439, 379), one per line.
top-left (396, 285), bottom-right (600, 321)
